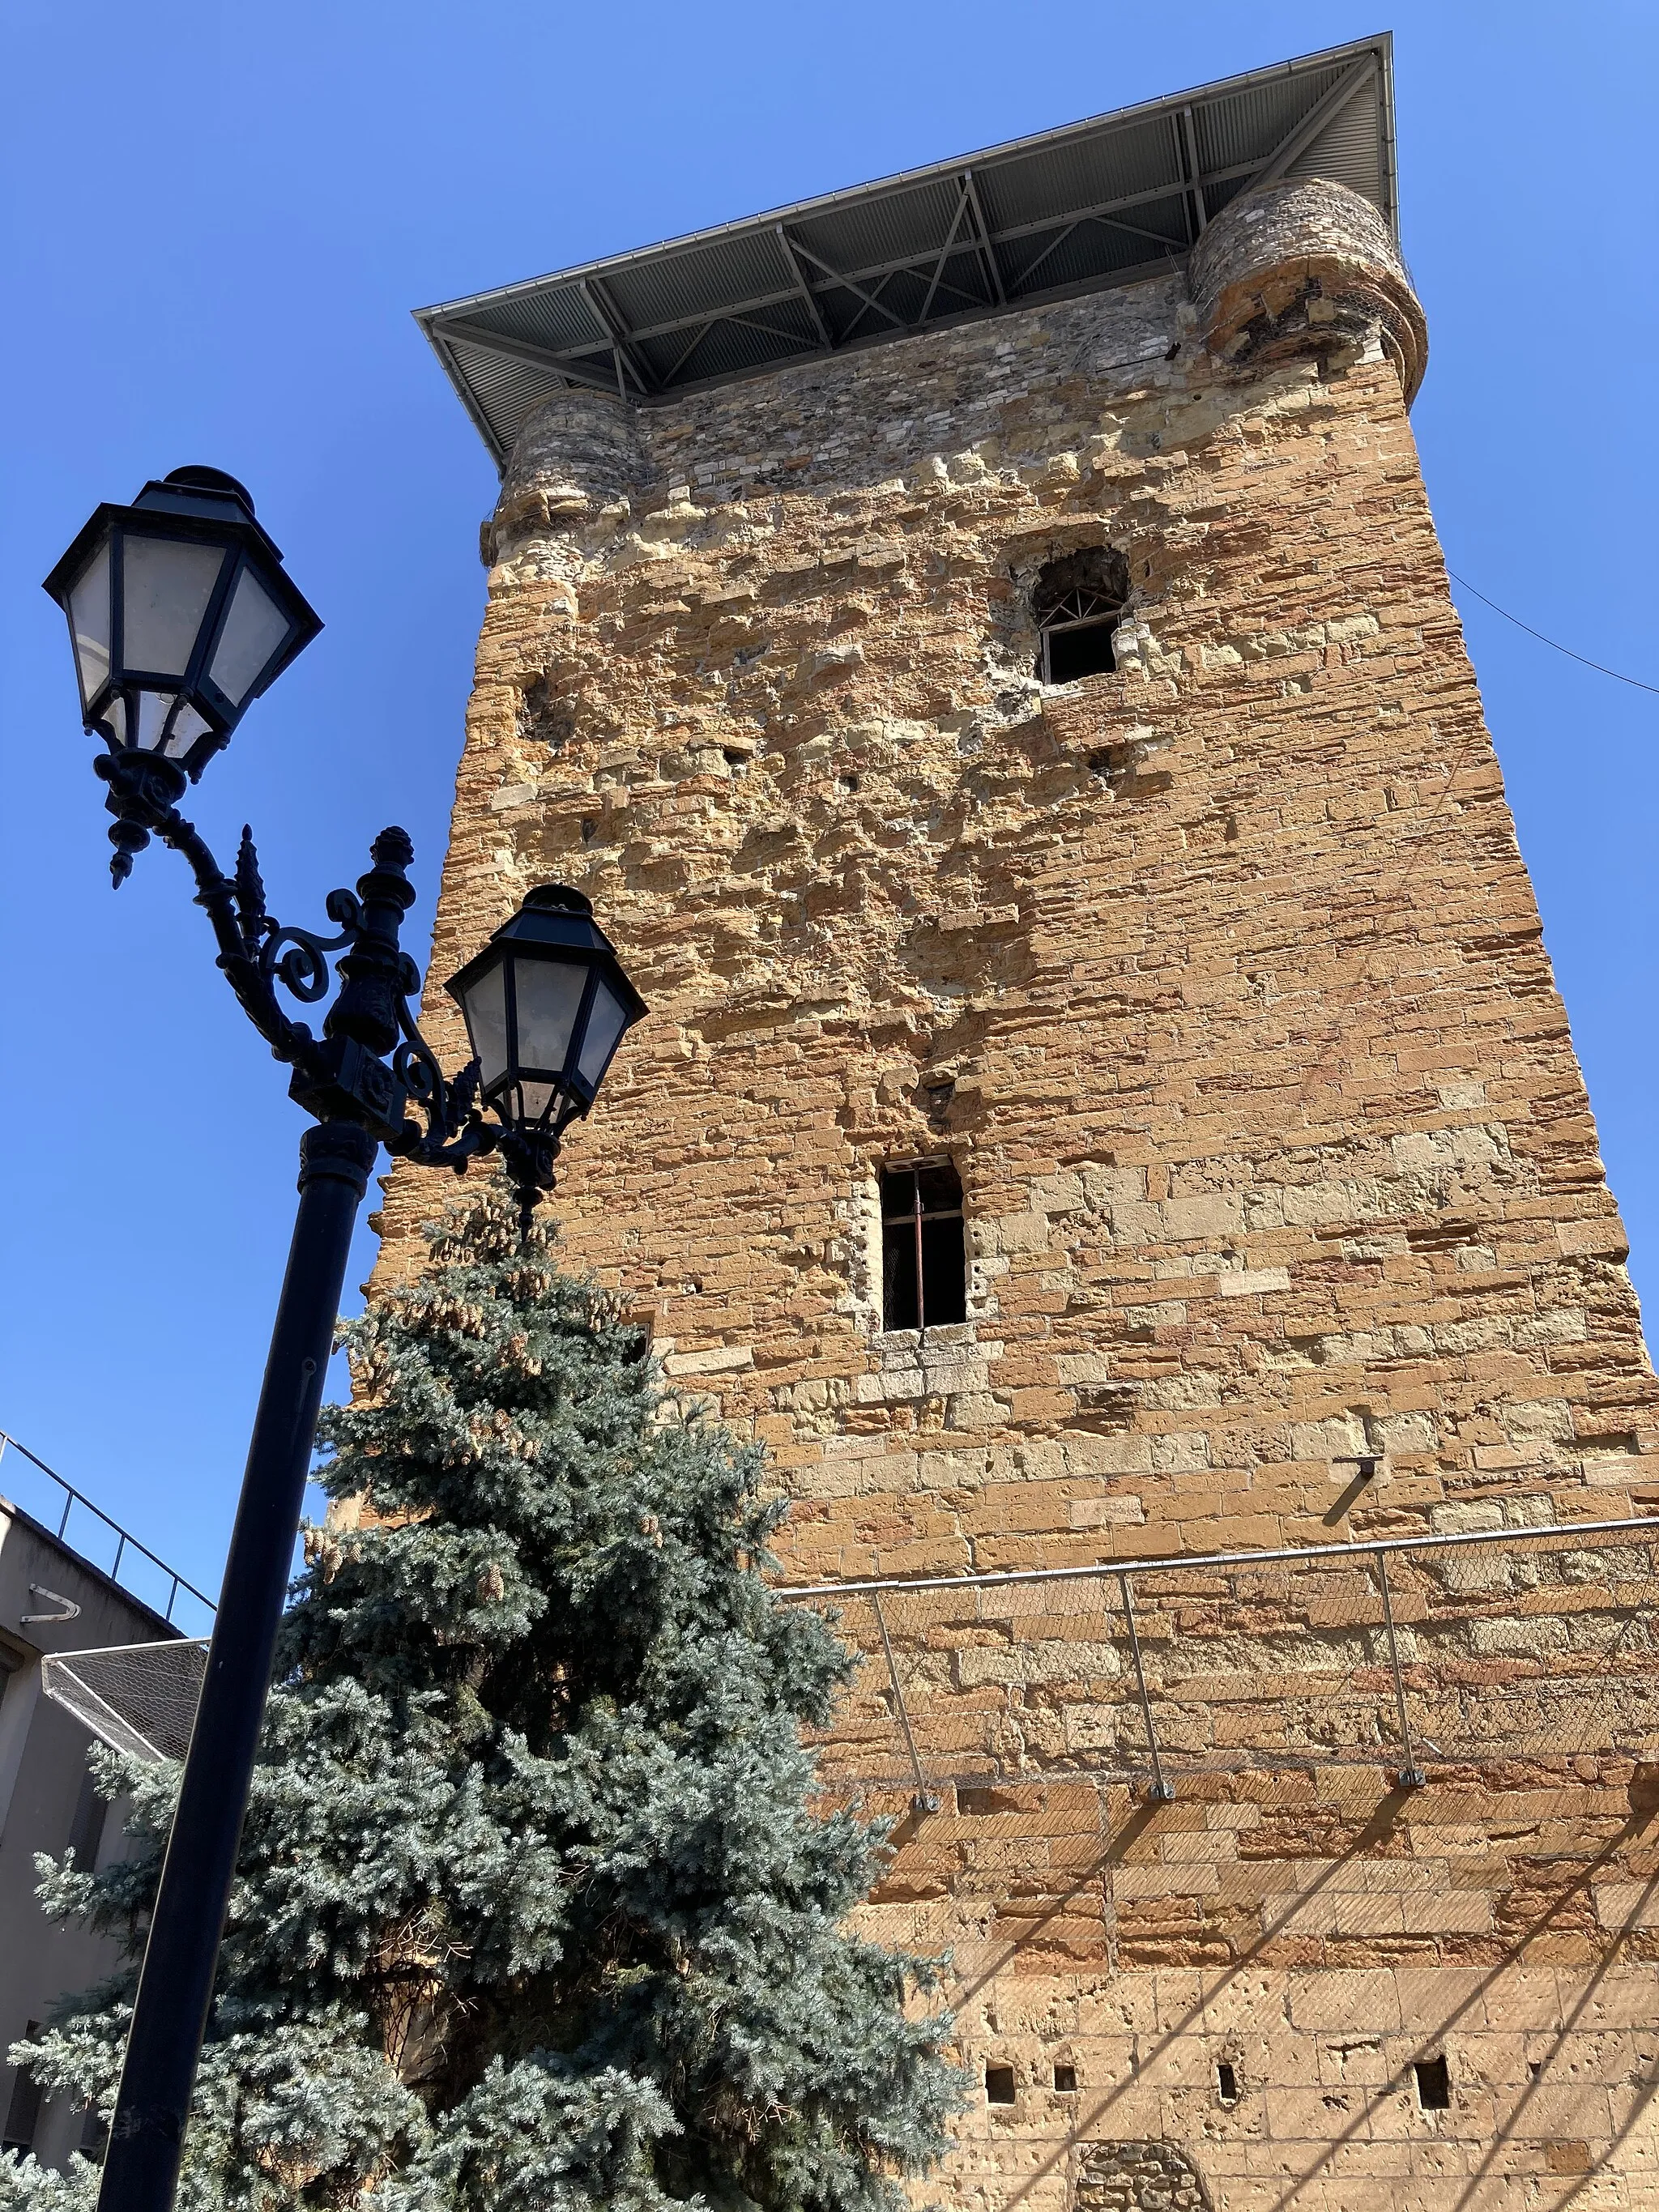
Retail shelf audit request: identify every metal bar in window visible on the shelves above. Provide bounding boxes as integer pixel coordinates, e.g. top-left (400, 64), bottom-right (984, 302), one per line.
top-left (912, 1170), bottom-right (926, 1332)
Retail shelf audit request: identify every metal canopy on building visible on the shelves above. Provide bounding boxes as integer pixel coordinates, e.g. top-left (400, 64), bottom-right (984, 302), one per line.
top-left (416, 36), bottom-right (1397, 469)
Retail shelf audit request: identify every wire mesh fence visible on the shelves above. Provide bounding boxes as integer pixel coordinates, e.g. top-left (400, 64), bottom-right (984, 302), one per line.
top-left (34, 1521), bottom-right (1659, 1785)
top-left (779, 1519), bottom-right (1659, 1799)
top-left (41, 1639), bottom-right (210, 1763)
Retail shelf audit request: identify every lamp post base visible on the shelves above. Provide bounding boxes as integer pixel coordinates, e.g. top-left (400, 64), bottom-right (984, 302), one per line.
top-left (97, 1120), bottom-right (377, 2212)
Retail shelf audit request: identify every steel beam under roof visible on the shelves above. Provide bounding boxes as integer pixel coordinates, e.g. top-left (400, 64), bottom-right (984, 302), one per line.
top-left (416, 36), bottom-right (1397, 470)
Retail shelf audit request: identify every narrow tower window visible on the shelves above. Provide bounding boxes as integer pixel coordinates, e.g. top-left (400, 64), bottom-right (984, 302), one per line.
top-left (985, 2064), bottom-right (1017, 2105)
top-left (1414, 2055), bottom-right (1451, 2111)
top-left (881, 1160), bottom-right (966, 1332)
top-left (1032, 547), bottom-right (1129, 684)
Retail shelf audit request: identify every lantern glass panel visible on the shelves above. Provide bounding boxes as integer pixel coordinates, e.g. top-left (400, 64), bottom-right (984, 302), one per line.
top-left (458, 957), bottom-right (510, 1089)
top-left (208, 565), bottom-right (291, 708)
top-left (164, 701), bottom-right (213, 758)
top-left (121, 535), bottom-right (227, 678)
top-left (96, 696), bottom-right (126, 744)
top-left (132, 693), bottom-right (178, 751)
top-left (519, 1080), bottom-right (557, 1124)
top-left (513, 957), bottom-right (586, 1073)
top-left (575, 975), bottom-right (629, 1089)
top-left (68, 543), bottom-right (112, 708)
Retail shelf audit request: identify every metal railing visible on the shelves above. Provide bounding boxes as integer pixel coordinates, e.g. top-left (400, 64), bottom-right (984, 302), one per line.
top-left (0, 1428), bottom-right (217, 1631)
top-left (779, 1514), bottom-right (1659, 1803)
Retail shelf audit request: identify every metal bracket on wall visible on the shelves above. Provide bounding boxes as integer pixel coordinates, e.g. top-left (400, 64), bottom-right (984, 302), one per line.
top-left (21, 1583), bottom-right (82, 1625)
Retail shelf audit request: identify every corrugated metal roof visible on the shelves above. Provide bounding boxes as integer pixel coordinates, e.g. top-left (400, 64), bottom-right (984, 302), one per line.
top-left (416, 36), bottom-right (1397, 469)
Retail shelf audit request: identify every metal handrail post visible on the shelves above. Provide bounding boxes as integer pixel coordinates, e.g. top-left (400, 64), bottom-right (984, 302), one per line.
top-left (1118, 1573), bottom-right (1174, 1801)
top-left (1375, 1553), bottom-right (1427, 1788)
top-left (871, 1590), bottom-right (939, 1813)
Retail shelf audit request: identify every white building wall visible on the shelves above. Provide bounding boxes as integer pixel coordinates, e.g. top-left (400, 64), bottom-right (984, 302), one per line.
top-left (1, 1502), bottom-right (181, 2170)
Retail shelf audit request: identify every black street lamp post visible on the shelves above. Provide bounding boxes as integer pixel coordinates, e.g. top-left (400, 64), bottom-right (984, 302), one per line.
top-left (41, 468), bottom-right (645, 2212)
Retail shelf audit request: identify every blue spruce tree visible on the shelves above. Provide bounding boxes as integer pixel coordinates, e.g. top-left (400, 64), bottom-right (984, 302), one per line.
top-left (4, 1187), bottom-right (961, 2210)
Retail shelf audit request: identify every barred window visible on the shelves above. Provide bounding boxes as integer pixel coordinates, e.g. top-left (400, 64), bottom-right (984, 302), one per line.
top-left (1033, 547), bottom-right (1128, 684)
top-left (880, 1160), bottom-right (966, 1331)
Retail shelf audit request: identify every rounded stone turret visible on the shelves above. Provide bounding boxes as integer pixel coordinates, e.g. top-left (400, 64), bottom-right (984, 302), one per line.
top-left (1188, 176), bottom-right (1427, 405)
top-left (488, 387), bottom-right (649, 560)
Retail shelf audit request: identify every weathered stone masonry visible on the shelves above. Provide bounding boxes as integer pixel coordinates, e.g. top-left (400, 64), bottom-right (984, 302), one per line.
top-left (377, 176), bottom-right (1659, 2206)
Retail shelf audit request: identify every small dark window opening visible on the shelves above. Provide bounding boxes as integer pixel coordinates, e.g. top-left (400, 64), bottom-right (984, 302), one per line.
top-left (1414, 2055), bottom-right (1451, 2111)
top-left (1032, 547), bottom-right (1129, 686)
top-left (985, 2064), bottom-right (1017, 2105)
top-left (1053, 2064), bottom-right (1077, 2094)
top-left (881, 1161), bottom-right (966, 1332)
top-left (957, 1786), bottom-right (1005, 1815)
top-left (1216, 2061), bottom-right (1239, 2105)
top-left (3, 2030), bottom-right (44, 2154)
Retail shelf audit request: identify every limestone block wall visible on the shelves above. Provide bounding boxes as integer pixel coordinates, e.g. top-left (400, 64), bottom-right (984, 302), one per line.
top-left (377, 179), bottom-right (1659, 2205)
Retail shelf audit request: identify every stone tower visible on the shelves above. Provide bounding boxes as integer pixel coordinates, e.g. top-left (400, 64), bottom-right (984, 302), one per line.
top-left (389, 39), bottom-right (1659, 2208)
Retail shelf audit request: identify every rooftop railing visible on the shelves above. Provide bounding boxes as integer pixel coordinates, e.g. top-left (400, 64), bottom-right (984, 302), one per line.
top-left (0, 1427), bottom-right (217, 1634)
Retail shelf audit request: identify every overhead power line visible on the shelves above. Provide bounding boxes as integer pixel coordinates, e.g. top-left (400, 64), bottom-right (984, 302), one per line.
top-left (1448, 569), bottom-right (1659, 697)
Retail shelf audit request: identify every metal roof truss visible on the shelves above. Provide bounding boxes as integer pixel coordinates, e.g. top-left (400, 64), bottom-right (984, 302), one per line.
top-left (417, 37), bottom-right (1396, 466)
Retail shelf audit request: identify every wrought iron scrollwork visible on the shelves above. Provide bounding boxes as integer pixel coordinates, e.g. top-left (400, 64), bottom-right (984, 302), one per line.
top-left (96, 753), bottom-right (554, 1226)
top-left (387, 1007), bottom-right (498, 1174)
top-left (257, 876), bottom-right (364, 1004)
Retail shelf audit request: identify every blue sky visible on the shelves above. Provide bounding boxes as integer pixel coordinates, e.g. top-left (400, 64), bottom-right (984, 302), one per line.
top-left (2, 1), bottom-right (1654, 1614)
